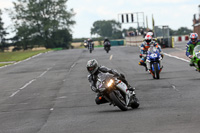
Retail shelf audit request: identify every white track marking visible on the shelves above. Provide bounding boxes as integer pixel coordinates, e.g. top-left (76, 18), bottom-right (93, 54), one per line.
top-left (37, 67), bottom-right (52, 78)
top-left (38, 71), bottom-right (48, 78)
top-left (19, 79), bottom-right (36, 90)
top-left (56, 96), bottom-right (67, 99)
top-left (68, 62), bottom-right (77, 73)
top-left (110, 55), bottom-right (113, 60)
top-left (164, 53), bottom-right (190, 63)
top-left (10, 90), bottom-right (20, 97)
top-left (10, 67), bottom-right (52, 97)
top-left (63, 62), bottom-right (77, 81)
top-left (71, 63), bottom-right (76, 68)
top-left (172, 85), bottom-right (179, 91)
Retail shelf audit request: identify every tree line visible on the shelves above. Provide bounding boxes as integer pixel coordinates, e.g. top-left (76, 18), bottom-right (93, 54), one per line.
top-left (0, 1), bottom-right (193, 51)
top-left (0, 0), bottom-right (75, 52)
top-left (85, 20), bottom-right (193, 41)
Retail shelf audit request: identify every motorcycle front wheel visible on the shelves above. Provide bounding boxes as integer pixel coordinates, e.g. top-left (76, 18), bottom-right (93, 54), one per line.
top-left (153, 63), bottom-right (160, 79)
top-left (106, 49), bottom-right (109, 53)
top-left (109, 90), bottom-right (128, 111)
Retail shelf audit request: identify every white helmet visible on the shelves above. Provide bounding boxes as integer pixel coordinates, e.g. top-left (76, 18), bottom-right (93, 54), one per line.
top-left (147, 32), bottom-right (153, 37)
top-left (145, 35), bottom-right (152, 45)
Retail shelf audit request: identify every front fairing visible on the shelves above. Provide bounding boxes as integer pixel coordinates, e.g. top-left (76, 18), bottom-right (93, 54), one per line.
top-left (96, 73), bottom-right (114, 92)
top-left (148, 47), bottom-right (160, 62)
top-left (149, 52), bottom-right (160, 62)
top-left (193, 45), bottom-right (200, 59)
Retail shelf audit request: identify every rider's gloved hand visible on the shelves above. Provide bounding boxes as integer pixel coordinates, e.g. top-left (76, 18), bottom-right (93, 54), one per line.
top-left (91, 86), bottom-right (97, 92)
top-left (87, 75), bottom-right (92, 82)
top-left (188, 55), bottom-right (193, 59)
top-left (161, 54), bottom-right (164, 58)
top-left (120, 73), bottom-right (125, 79)
top-left (111, 69), bottom-right (120, 77)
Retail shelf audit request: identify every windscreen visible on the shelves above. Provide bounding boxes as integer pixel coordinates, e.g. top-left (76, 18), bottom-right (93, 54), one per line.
top-left (194, 45), bottom-right (200, 54)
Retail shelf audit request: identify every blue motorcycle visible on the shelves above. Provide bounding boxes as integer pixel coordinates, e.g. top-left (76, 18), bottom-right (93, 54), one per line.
top-left (147, 48), bottom-right (162, 79)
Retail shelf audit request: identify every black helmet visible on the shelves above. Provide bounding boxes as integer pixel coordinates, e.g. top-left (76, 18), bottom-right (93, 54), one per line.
top-left (86, 59), bottom-right (98, 74)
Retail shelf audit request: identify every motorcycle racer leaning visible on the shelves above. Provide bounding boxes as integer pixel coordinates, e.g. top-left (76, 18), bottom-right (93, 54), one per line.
top-left (186, 33), bottom-right (200, 66)
top-left (139, 35), bottom-right (163, 70)
top-left (87, 59), bottom-right (135, 105)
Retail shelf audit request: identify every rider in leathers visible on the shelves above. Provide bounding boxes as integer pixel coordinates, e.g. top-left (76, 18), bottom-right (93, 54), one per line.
top-left (186, 33), bottom-right (200, 66)
top-left (139, 35), bottom-right (163, 70)
top-left (146, 44), bottom-right (163, 71)
top-left (103, 37), bottom-right (111, 50)
top-left (87, 59), bottom-right (135, 104)
top-left (87, 38), bottom-right (94, 50)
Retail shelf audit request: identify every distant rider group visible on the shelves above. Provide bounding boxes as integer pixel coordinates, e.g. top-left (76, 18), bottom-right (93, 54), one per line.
top-left (84, 37), bottom-right (111, 53)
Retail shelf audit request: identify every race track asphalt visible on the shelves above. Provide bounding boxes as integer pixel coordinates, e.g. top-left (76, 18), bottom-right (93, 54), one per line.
top-left (0, 42), bottom-right (200, 133)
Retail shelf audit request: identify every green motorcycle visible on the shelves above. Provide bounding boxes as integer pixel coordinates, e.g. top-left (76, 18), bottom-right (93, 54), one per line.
top-left (192, 45), bottom-right (200, 71)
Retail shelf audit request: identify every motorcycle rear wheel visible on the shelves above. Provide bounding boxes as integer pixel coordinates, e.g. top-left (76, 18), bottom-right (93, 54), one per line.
top-left (130, 96), bottom-right (140, 109)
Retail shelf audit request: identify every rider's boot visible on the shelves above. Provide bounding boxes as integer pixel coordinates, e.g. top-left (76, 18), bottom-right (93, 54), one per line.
top-left (127, 85), bottom-right (135, 92)
top-left (189, 62), bottom-right (195, 66)
top-left (95, 93), bottom-right (108, 105)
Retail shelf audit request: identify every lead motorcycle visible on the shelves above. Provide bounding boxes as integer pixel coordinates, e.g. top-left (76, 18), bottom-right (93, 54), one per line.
top-left (96, 72), bottom-right (139, 111)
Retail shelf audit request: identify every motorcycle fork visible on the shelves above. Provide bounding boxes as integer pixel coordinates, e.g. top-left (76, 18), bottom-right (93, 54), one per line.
top-left (150, 62), bottom-right (155, 77)
top-left (115, 88), bottom-right (129, 106)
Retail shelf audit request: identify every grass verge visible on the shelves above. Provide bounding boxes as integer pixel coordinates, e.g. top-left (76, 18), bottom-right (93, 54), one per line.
top-left (0, 49), bottom-right (52, 67)
top-left (0, 63), bottom-right (13, 67)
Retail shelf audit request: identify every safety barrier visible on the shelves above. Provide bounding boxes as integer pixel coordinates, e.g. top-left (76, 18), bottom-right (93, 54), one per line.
top-left (110, 40), bottom-right (124, 46)
top-left (125, 35), bottom-right (144, 46)
top-left (173, 35), bottom-right (189, 42)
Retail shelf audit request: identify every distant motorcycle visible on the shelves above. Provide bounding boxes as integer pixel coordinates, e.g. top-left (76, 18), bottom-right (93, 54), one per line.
top-left (96, 72), bottom-right (139, 111)
top-left (84, 42), bottom-right (87, 48)
top-left (192, 45), bottom-right (200, 72)
top-left (88, 42), bottom-right (94, 53)
top-left (104, 41), bottom-right (111, 53)
top-left (147, 47), bottom-right (162, 79)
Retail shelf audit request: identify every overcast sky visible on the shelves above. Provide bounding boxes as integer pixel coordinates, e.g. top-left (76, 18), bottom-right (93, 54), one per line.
top-left (0, 0), bottom-right (199, 38)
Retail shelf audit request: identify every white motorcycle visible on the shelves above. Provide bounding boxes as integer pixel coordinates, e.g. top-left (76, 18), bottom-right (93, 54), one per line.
top-left (96, 72), bottom-right (139, 111)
